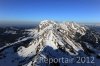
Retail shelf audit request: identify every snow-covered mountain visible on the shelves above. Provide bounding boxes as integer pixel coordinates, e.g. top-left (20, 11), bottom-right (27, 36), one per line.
top-left (0, 20), bottom-right (100, 66)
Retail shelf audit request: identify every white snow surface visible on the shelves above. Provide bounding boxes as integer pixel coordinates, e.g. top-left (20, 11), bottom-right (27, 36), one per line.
top-left (0, 20), bottom-right (99, 66)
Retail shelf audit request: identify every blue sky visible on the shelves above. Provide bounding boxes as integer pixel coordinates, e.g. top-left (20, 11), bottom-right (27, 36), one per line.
top-left (0, 0), bottom-right (100, 23)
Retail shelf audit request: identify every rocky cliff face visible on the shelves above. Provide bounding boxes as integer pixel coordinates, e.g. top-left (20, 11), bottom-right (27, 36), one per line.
top-left (0, 20), bottom-right (100, 66)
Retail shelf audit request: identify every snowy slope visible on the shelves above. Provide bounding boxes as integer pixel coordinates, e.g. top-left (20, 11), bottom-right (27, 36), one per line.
top-left (0, 20), bottom-right (100, 66)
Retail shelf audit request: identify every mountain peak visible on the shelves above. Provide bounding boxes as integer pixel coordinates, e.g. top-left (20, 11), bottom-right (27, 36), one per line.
top-left (0, 20), bottom-right (100, 66)
top-left (40, 20), bottom-right (56, 25)
top-left (39, 20), bottom-right (57, 30)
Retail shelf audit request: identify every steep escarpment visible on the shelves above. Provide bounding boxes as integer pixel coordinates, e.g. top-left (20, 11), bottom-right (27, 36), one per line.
top-left (0, 20), bottom-right (100, 66)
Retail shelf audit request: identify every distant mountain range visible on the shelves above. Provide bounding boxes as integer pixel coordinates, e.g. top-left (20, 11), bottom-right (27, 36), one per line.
top-left (0, 20), bottom-right (100, 66)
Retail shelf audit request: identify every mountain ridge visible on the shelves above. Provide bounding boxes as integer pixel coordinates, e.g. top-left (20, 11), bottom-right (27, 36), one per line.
top-left (0, 20), bottom-right (100, 66)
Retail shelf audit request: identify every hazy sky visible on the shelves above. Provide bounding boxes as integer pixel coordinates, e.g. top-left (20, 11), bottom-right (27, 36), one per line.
top-left (0, 0), bottom-right (100, 23)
